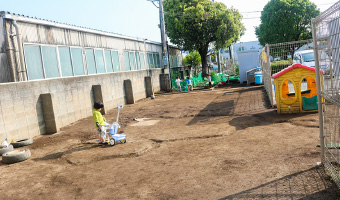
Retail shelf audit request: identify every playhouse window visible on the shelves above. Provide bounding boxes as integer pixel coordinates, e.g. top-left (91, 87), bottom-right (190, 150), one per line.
top-left (281, 80), bottom-right (296, 98)
top-left (301, 77), bottom-right (317, 97)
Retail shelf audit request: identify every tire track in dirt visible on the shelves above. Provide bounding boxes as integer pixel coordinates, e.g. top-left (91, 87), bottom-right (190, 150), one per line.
top-left (149, 134), bottom-right (223, 143)
top-left (64, 144), bottom-right (159, 165)
top-left (65, 134), bottom-right (225, 165)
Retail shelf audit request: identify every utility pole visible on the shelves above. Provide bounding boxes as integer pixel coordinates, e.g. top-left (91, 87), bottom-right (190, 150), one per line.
top-left (158, 0), bottom-right (171, 90)
top-left (217, 49), bottom-right (221, 73)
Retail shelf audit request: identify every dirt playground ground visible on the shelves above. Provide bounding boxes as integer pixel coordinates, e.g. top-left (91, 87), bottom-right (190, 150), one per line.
top-left (0, 85), bottom-right (339, 199)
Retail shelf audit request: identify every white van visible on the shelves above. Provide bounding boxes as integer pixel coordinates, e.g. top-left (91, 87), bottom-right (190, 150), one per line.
top-left (293, 50), bottom-right (315, 67)
top-left (293, 49), bottom-right (330, 74)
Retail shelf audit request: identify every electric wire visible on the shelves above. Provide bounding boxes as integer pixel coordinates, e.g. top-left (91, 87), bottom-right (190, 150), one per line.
top-left (161, 1), bottom-right (337, 20)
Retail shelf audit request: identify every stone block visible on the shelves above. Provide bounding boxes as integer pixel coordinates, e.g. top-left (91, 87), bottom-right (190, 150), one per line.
top-left (124, 79), bottom-right (134, 104)
top-left (144, 76), bottom-right (154, 97)
top-left (92, 85), bottom-right (105, 115)
top-left (159, 74), bottom-right (171, 91)
top-left (40, 93), bottom-right (60, 134)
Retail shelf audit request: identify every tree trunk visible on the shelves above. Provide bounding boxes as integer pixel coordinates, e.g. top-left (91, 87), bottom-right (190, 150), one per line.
top-left (198, 45), bottom-right (209, 77)
top-left (201, 55), bottom-right (208, 77)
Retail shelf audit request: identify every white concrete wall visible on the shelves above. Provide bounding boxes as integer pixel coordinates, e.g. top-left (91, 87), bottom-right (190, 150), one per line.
top-left (0, 69), bottom-right (162, 142)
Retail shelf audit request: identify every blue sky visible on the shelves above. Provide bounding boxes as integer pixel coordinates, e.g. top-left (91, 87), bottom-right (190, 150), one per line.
top-left (1, 0), bottom-right (337, 44)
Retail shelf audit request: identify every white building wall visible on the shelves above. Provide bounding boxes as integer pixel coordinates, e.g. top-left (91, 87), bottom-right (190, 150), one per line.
top-left (237, 50), bottom-right (260, 83)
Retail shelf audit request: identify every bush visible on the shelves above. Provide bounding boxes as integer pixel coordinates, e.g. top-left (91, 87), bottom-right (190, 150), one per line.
top-left (271, 60), bottom-right (292, 74)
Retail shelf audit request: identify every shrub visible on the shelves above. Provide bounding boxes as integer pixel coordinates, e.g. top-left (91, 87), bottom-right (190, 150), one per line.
top-left (271, 60), bottom-right (292, 74)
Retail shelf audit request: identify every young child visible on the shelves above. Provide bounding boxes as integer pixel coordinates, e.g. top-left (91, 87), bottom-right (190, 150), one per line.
top-left (175, 76), bottom-right (182, 92)
top-left (93, 100), bottom-right (109, 144)
top-left (208, 75), bottom-right (212, 88)
top-left (185, 76), bottom-right (193, 91)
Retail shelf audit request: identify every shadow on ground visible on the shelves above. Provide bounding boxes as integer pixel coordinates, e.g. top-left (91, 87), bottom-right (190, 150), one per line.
top-left (32, 143), bottom-right (110, 161)
top-left (187, 86), bottom-right (271, 126)
top-left (219, 165), bottom-right (338, 200)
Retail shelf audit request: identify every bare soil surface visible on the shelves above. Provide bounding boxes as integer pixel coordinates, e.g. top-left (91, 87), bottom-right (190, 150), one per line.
top-left (0, 85), bottom-right (338, 200)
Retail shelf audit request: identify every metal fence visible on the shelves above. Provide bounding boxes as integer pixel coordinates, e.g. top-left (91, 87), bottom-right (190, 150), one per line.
top-left (312, 1), bottom-right (340, 188)
top-left (260, 39), bottom-right (314, 106)
top-left (259, 46), bottom-right (274, 106)
top-left (226, 59), bottom-right (236, 75)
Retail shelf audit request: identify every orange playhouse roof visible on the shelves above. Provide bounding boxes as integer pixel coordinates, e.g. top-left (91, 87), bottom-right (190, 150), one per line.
top-left (272, 63), bottom-right (322, 79)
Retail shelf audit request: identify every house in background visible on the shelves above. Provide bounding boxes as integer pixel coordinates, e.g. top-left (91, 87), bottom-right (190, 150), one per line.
top-left (221, 41), bottom-right (263, 83)
top-left (221, 41), bottom-right (263, 64)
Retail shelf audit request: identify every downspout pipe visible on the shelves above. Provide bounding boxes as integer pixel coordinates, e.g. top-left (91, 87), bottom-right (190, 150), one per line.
top-left (11, 20), bottom-right (27, 81)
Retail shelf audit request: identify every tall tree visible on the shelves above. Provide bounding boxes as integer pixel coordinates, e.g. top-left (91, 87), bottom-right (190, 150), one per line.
top-left (163, 0), bottom-right (245, 77)
top-left (255, 0), bottom-right (320, 46)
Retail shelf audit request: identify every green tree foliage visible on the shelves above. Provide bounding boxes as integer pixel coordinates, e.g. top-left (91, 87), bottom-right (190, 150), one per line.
top-left (255, 0), bottom-right (320, 46)
top-left (183, 51), bottom-right (201, 66)
top-left (163, 0), bottom-right (245, 77)
top-left (183, 51), bottom-right (201, 76)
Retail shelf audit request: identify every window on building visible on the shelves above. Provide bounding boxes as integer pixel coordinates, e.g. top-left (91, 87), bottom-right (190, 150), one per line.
top-left (238, 47), bottom-right (245, 51)
top-left (129, 52), bottom-right (136, 70)
top-left (24, 45), bottom-right (44, 80)
top-left (42, 46), bottom-right (60, 78)
top-left (135, 52), bottom-right (140, 70)
top-left (104, 50), bottom-right (113, 73)
top-left (124, 51), bottom-right (130, 71)
top-left (177, 55), bottom-right (181, 67)
top-left (58, 47), bottom-right (73, 77)
top-left (95, 49), bottom-right (106, 74)
top-left (85, 49), bottom-right (97, 74)
top-left (169, 55), bottom-right (173, 68)
top-left (154, 53), bottom-right (160, 68)
top-left (71, 48), bottom-right (85, 76)
top-left (170, 54), bottom-right (179, 68)
top-left (147, 53), bottom-right (154, 68)
top-left (140, 53), bottom-right (145, 69)
top-left (112, 51), bottom-right (120, 72)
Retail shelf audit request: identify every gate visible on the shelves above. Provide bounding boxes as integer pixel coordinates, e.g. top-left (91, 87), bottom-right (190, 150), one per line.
top-left (312, 1), bottom-right (340, 188)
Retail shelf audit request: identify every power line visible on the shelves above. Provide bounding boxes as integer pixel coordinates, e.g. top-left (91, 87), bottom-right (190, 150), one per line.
top-left (162, 1), bottom-right (338, 20)
top-left (238, 1), bottom-right (337, 14)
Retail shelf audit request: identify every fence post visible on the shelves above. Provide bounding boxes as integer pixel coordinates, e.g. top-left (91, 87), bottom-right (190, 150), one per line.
top-left (312, 19), bottom-right (325, 162)
top-left (266, 44), bottom-right (274, 107)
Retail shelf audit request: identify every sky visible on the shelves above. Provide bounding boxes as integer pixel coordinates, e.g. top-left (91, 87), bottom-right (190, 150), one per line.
top-left (0, 0), bottom-right (337, 44)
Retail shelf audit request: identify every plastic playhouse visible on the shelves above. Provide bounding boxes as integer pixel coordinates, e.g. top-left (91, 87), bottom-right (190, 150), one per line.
top-left (272, 63), bottom-right (323, 113)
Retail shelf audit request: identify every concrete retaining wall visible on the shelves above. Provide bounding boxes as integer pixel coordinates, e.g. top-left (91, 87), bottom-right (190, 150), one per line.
top-left (0, 69), bottom-right (161, 142)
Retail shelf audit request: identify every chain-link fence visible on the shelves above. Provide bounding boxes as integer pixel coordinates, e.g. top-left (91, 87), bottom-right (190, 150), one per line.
top-left (312, 1), bottom-right (340, 188)
top-left (260, 39), bottom-right (314, 107)
top-left (260, 46), bottom-right (274, 106)
top-left (226, 59), bottom-right (236, 75)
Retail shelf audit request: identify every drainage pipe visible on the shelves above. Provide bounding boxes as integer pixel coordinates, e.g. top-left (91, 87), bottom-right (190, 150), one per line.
top-left (11, 20), bottom-right (27, 81)
top-left (7, 25), bottom-right (17, 82)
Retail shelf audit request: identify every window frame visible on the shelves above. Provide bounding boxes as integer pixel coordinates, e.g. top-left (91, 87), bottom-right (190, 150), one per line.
top-left (70, 47), bottom-right (86, 76)
top-left (94, 48), bottom-right (107, 74)
top-left (103, 49), bottom-right (114, 73)
top-left (84, 48), bottom-right (98, 75)
top-left (23, 44), bottom-right (46, 80)
top-left (111, 50), bottom-right (120, 72)
top-left (129, 51), bottom-right (137, 71)
top-left (41, 45), bottom-right (61, 79)
top-left (123, 51), bottom-right (131, 71)
top-left (57, 46), bottom-right (75, 77)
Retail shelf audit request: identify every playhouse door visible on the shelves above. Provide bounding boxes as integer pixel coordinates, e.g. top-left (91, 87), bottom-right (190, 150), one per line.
top-left (301, 77), bottom-right (318, 111)
top-left (302, 96), bottom-right (318, 110)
